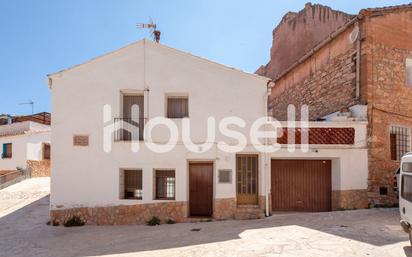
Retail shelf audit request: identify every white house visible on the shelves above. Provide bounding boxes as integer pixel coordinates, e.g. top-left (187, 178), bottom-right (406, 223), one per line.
top-left (47, 39), bottom-right (369, 225)
top-left (0, 113), bottom-right (51, 177)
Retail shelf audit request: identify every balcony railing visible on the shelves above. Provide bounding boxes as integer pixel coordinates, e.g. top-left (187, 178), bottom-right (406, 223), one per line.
top-left (114, 118), bottom-right (145, 141)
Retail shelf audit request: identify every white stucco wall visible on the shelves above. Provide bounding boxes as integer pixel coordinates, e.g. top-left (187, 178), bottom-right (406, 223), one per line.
top-left (49, 39), bottom-right (369, 211)
top-left (49, 39), bottom-right (269, 209)
top-left (0, 131), bottom-right (50, 170)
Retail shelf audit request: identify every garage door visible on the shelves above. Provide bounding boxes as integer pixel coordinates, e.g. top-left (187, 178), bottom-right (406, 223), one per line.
top-left (271, 160), bottom-right (331, 212)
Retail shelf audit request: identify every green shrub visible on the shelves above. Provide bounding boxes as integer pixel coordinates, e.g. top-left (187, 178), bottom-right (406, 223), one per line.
top-left (147, 216), bottom-right (161, 226)
top-left (64, 216), bottom-right (85, 227)
top-left (166, 218), bottom-right (175, 224)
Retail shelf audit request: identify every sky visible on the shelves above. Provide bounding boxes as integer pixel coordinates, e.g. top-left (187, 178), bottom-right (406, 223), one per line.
top-left (0, 0), bottom-right (409, 116)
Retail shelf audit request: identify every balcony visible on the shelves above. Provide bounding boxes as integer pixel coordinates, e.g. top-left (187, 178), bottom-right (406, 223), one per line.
top-left (114, 118), bottom-right (145, 141)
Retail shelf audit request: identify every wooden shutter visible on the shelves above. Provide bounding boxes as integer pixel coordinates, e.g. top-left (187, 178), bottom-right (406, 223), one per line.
top-left (43, 143), bottom-right (50, 160)
top-left (167, 97), bottom-right (188, 118)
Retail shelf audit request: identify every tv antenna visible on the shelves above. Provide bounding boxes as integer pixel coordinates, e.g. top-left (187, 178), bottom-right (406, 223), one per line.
top-left (19, 100), bottom-right (34, 114)
top-left (136, 18), bottom-right (161, 43)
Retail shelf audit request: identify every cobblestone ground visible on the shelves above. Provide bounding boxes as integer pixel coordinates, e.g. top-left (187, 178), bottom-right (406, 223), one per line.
top-left (0, 178), bottom-right (410, 257)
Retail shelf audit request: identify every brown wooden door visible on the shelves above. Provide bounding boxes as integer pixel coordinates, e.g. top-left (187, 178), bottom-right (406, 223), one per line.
top-left (271, 159), bottom-right (331, 212)
top-left (236, 155), bottom-right (259, 205)
top-left (189, 163), bottom-right (213, 216)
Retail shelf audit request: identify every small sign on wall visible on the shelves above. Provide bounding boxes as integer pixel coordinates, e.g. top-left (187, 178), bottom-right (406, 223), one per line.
top-left (73, 135), bottom-right (89, 146)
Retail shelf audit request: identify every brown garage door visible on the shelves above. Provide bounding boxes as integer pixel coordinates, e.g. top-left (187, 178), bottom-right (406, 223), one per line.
top-left (189, 163), bottom-right (213, 216)
top-left (271, 160), bottom-right (331, 212)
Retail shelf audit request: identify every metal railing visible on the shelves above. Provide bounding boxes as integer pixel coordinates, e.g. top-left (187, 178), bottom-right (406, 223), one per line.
top-left (114, 118), bottom-right (145, 141)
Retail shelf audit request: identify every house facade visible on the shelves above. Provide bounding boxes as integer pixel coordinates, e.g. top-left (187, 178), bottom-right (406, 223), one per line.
top-left (48, 39), bottom-right (370, 225)
top-left (257, 3), bottom-right (412, 206)
top-left (0, 112), bottom-right (51, 177)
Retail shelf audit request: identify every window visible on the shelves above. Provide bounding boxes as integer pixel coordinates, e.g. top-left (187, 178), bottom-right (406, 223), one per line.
top-left (155, 170), bottom-right (175, 200)
top-left (167, 96), bottom-right (188, 118)
top-left (403, 162), bottom-right (412, 173)
top-left (120, 169), bottom-right (142, 200)
top-left (406, 58), bottom-right (412, 87)
top-left (402, 175), bottom-right (412, 202)
top-left (218, 169), bottom-right (232, 183)
top-left (43, 143), bottom-right (50, 160)
top-left (2, 143), bottom-right (12, 159)
top-left (115, 94), bottom-right (144, 141)
top-left (390, 126), bottom-right (411, 161)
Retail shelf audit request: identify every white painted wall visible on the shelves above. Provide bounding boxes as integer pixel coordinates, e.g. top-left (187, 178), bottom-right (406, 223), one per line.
top-left (0, 131), bottom-right (50, 170)
top-left (49, 39), bottom-right (369, 211)
top-left (49, 39), bottom-right (268, 209)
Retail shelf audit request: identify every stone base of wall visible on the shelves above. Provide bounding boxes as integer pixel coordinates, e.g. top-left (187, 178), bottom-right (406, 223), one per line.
top-left (27, 160), bottom-right (50, 177)
top-left (213, 198), bottom-right (236, 220)
top-left (332, 189), bottom-right (368, 210)
top-left (50, 201), bottom-right (188, 225)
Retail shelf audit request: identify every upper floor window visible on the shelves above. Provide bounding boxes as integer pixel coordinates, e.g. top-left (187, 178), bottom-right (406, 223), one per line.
top-left (2, 143), bottom-right (12, 159)
top-left (115, 94), bottom-right (144, 141)
top-left (167, 96), bottom-right (188, 119)
top-left (406, 58), bottom-right (412, 87)
top-left (390, 126), bottom-right (411, 161)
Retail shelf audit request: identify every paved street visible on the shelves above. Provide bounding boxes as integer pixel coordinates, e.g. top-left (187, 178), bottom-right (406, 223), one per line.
top-left (0, 178), bottom-right (410, 257)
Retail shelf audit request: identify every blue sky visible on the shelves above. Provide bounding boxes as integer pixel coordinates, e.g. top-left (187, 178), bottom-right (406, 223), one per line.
top-left (0, 0), bottom-right (409, 115)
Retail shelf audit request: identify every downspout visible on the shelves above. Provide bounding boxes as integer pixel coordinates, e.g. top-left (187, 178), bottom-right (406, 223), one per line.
top-left (355, 21), bottom-right (361, 99)
top-left (265, 80), bottom-right (274, 217)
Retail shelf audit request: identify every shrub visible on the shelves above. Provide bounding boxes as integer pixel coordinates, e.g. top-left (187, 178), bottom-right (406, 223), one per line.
top-left (166, 218), bottom-right (175, 224)
top-left (64, 216), bottom-right (85, 227)
top-left (147, 216), bottom-right (161, 226)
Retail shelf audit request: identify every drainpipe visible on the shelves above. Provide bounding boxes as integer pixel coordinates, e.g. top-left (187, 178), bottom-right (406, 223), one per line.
top-left (264, 80), bottom-right (274, 217)
top-left (355, 22), bottom-right (361, 99)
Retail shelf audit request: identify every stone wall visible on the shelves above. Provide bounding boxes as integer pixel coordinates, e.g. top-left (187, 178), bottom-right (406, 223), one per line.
top-left (27, 160), bottom-right (50, 177)
top-left (332, 190), bottom-right (368, 210)
top-left (257, 3), bottom-right (353, 79)
top-left (268, 25), bottom-right (359, 120)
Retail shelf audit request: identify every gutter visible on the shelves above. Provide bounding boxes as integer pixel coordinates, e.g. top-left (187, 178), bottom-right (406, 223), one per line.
top-left (264, 80), bottom-right (275, 217)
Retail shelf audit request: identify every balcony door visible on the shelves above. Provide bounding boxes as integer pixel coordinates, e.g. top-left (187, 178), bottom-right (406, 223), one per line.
top-left (121, 95), bottom-right (144, 141)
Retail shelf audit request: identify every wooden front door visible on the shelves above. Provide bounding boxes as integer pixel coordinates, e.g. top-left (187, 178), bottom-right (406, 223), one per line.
top-left (189, 163), bottom-right (213, 216)
top-left (271, 159), bottom-right (331, 212)
top-left (236, 155), bottom-right (259, 205)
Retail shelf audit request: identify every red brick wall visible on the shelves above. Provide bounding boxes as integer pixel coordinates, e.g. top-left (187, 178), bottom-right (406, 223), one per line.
top-left (257, 3), bottom-right (353, 79)
top-left (363, 10), bottom-right (412, 205)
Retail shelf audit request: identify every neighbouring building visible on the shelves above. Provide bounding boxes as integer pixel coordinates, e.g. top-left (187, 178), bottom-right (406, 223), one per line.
top-left (0, 112), bottom-right (51, 178)
top-left (47, 39), bottom-right (368, 225)
top-left (257, 3), bottom-right (412, 206)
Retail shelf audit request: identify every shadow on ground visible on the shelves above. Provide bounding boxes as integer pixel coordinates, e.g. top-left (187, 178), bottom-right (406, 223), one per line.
top-left (0, 195), bottom-right (408, 257)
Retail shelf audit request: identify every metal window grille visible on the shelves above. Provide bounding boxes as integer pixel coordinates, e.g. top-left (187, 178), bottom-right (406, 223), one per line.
top-left (155, 170), bottom-right (175, 200)
top-left (390, 126), bottom-right (411, 161)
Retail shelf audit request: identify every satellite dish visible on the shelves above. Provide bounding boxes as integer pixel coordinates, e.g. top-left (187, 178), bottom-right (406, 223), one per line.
top-left (349, 26), bottom-right (359, 44)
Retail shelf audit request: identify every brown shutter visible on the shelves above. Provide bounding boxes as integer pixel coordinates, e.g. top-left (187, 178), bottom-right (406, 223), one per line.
top-left (167, 98), bottom-right (188, 118)
top-left (390, 133), bottom-right (397, 160)
top-left (6, 143), bottom-right (12, 158)
top-left (43, 144), bottom-right (50, 160)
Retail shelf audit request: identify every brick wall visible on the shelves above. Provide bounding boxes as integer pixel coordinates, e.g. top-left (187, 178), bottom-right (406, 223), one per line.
top-left (257, 3), bottom-right (353, 79)
top-left (363, 9), bottom-right (412, 205)
top-left (268, 26), bottom-right (359, 121)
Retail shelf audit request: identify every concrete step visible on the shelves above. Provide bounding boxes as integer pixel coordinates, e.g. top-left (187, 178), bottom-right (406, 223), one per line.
top-left (234, 206), bottom-right (265, 220)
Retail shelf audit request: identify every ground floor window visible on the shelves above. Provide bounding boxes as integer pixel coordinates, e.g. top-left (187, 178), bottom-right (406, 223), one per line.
top-left (155, 170), bottom-right (175, 200)
top-left (120, 169), bottom-right (142, 200)
top-left (2, 143), bottom-right (12, 159)
top-left (390, 126), bottom-right (411, 161)
top-left (402, 175), bottom-right (412, 202)
top-left (43, 143), bottom-right (50, 160)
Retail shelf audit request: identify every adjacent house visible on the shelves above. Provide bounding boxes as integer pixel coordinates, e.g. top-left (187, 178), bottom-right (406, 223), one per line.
top-left (47, 39), bottom-right (368, 225)
top-left (0, 112), bottom-right (51, 179)
top-left (257, 3), bottom-right (412, 206)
